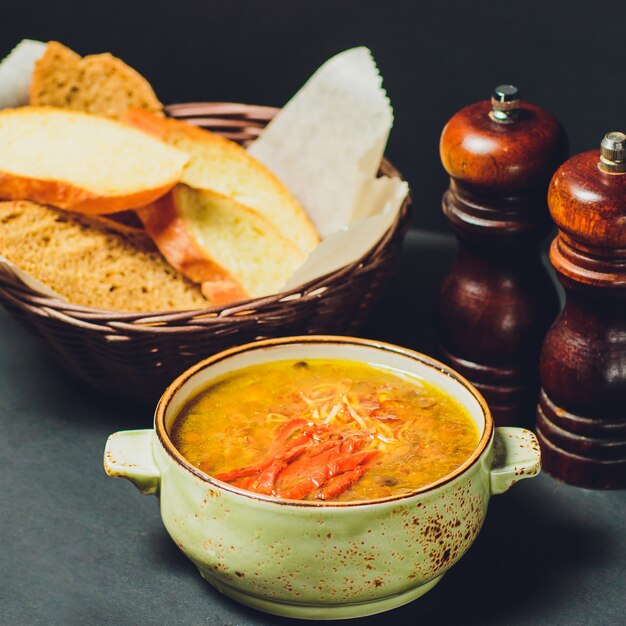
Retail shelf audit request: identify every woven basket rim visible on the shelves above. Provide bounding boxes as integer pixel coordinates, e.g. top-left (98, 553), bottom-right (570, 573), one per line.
top-left (0, 102), bottom-right (411, 330)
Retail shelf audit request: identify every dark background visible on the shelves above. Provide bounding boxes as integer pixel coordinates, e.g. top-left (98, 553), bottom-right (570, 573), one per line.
top-left (1, 6), bottom-right (625, 624)
top-left (1, 0), bottom-right (624, 231)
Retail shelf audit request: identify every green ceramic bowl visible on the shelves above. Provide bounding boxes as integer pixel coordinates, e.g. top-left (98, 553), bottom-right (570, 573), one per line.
top-left (104, 336), bottom-right (540, 620)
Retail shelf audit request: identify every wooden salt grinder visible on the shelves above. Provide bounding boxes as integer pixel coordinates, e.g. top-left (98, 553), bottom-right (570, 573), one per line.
top-left (537, 132), bottom-right (626, 488)
top-left (438, 86), bottom-right (568, 427)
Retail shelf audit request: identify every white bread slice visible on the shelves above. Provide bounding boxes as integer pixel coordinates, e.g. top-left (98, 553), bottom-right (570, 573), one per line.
top-left (0, 200), bottom-right (210, 312)
top-left (30, 41), bottom-right (163, 119)
top-left (136, 185), bottom-right (305, 303)
top-left (0, 107), bottom-right (188, 214)
top-left (123, 109), bottom-right (319, 255)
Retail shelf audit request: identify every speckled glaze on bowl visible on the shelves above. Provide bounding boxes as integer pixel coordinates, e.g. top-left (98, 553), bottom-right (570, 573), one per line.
top-left (104, 336), bottom-right (541, 620)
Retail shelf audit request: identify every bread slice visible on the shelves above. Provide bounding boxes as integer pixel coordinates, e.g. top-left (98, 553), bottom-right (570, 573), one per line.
top-left (123, 109), bottom-right (319, 255)
top-left (0, 201), bottom-right (210, 312)
top-left (30, 41), bottom-right (162, 119)
top-left (137, 185), bottom-right (305, 302)
top-left (28, 41), bottom-right (81, 110)
top-left (0, 107), bottom-right (188, 214)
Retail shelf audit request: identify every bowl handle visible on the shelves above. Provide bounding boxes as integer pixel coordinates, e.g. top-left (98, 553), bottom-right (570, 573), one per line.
top-left (104, 429), bottom-right (161, 495)
top-left (490, 427), bottom-right (541, 495)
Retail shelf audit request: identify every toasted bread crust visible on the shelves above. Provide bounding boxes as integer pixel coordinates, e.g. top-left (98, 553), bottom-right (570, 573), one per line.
top-left (124, 108), bottom-right (228, 144)
top-left (122, 109), bottom-right (320, 253)
top-left (0, 170), bottom-right (180, 215)
top-left (0, 107), bottom-right (186, 214)
top-left (136, 190), bottom-right (249, 304)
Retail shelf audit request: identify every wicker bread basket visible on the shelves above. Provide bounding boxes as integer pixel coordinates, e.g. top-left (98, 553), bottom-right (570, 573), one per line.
top-left (0, 103), bottom-right (411, 405)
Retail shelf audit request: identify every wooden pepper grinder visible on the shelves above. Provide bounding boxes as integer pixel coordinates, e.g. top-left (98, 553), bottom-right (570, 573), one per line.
top-left (438, 86), bottom-right (568, 427)
top-left (536, 132), bottom-right (626, 488)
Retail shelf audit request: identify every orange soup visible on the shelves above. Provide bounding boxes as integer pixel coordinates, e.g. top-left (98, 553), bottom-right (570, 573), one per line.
top-left (170, 359), bottom-right (480, 502)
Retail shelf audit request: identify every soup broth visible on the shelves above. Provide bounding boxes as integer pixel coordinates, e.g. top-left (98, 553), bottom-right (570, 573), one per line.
top-left (171, 359), bottom-right (480, 502)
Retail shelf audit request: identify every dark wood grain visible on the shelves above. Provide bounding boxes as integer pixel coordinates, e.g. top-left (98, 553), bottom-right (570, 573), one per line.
top-left (537, 150), bottom-right (626, 488)
top-left (438, 98), bottom-right (567, 427)
top-left (441, 102), bottom-right (567, 195)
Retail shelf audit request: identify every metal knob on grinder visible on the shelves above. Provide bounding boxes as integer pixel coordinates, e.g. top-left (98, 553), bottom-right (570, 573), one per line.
top-left (490, 84), bottom-right (520, 122)
top-left (599, 131), bottom-right (626, 173)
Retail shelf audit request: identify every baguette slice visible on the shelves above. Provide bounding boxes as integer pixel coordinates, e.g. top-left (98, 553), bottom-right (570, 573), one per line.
top-left (0, 107), bottom-right (188, 214)
top-left (0, 201), bottom-right (210, 312)
top-left (137, 185), bottom-right (305, 303)
top-left (30, 41), bottom-right (163, 119)
top-left (123, 109), bottom-right (319, 255)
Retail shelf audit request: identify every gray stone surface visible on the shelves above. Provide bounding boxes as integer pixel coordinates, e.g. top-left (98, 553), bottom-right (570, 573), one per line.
top-left (1, 231), bottom-right (624, 625)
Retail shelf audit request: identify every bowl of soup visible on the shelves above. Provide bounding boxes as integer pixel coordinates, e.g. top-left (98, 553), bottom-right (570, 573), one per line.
top-left (104, 336), bottom-right (540, 620)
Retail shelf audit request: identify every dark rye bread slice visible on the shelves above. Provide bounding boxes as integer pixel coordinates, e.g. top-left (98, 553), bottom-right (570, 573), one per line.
top-left (0, 201), bottom-right (210, 312)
